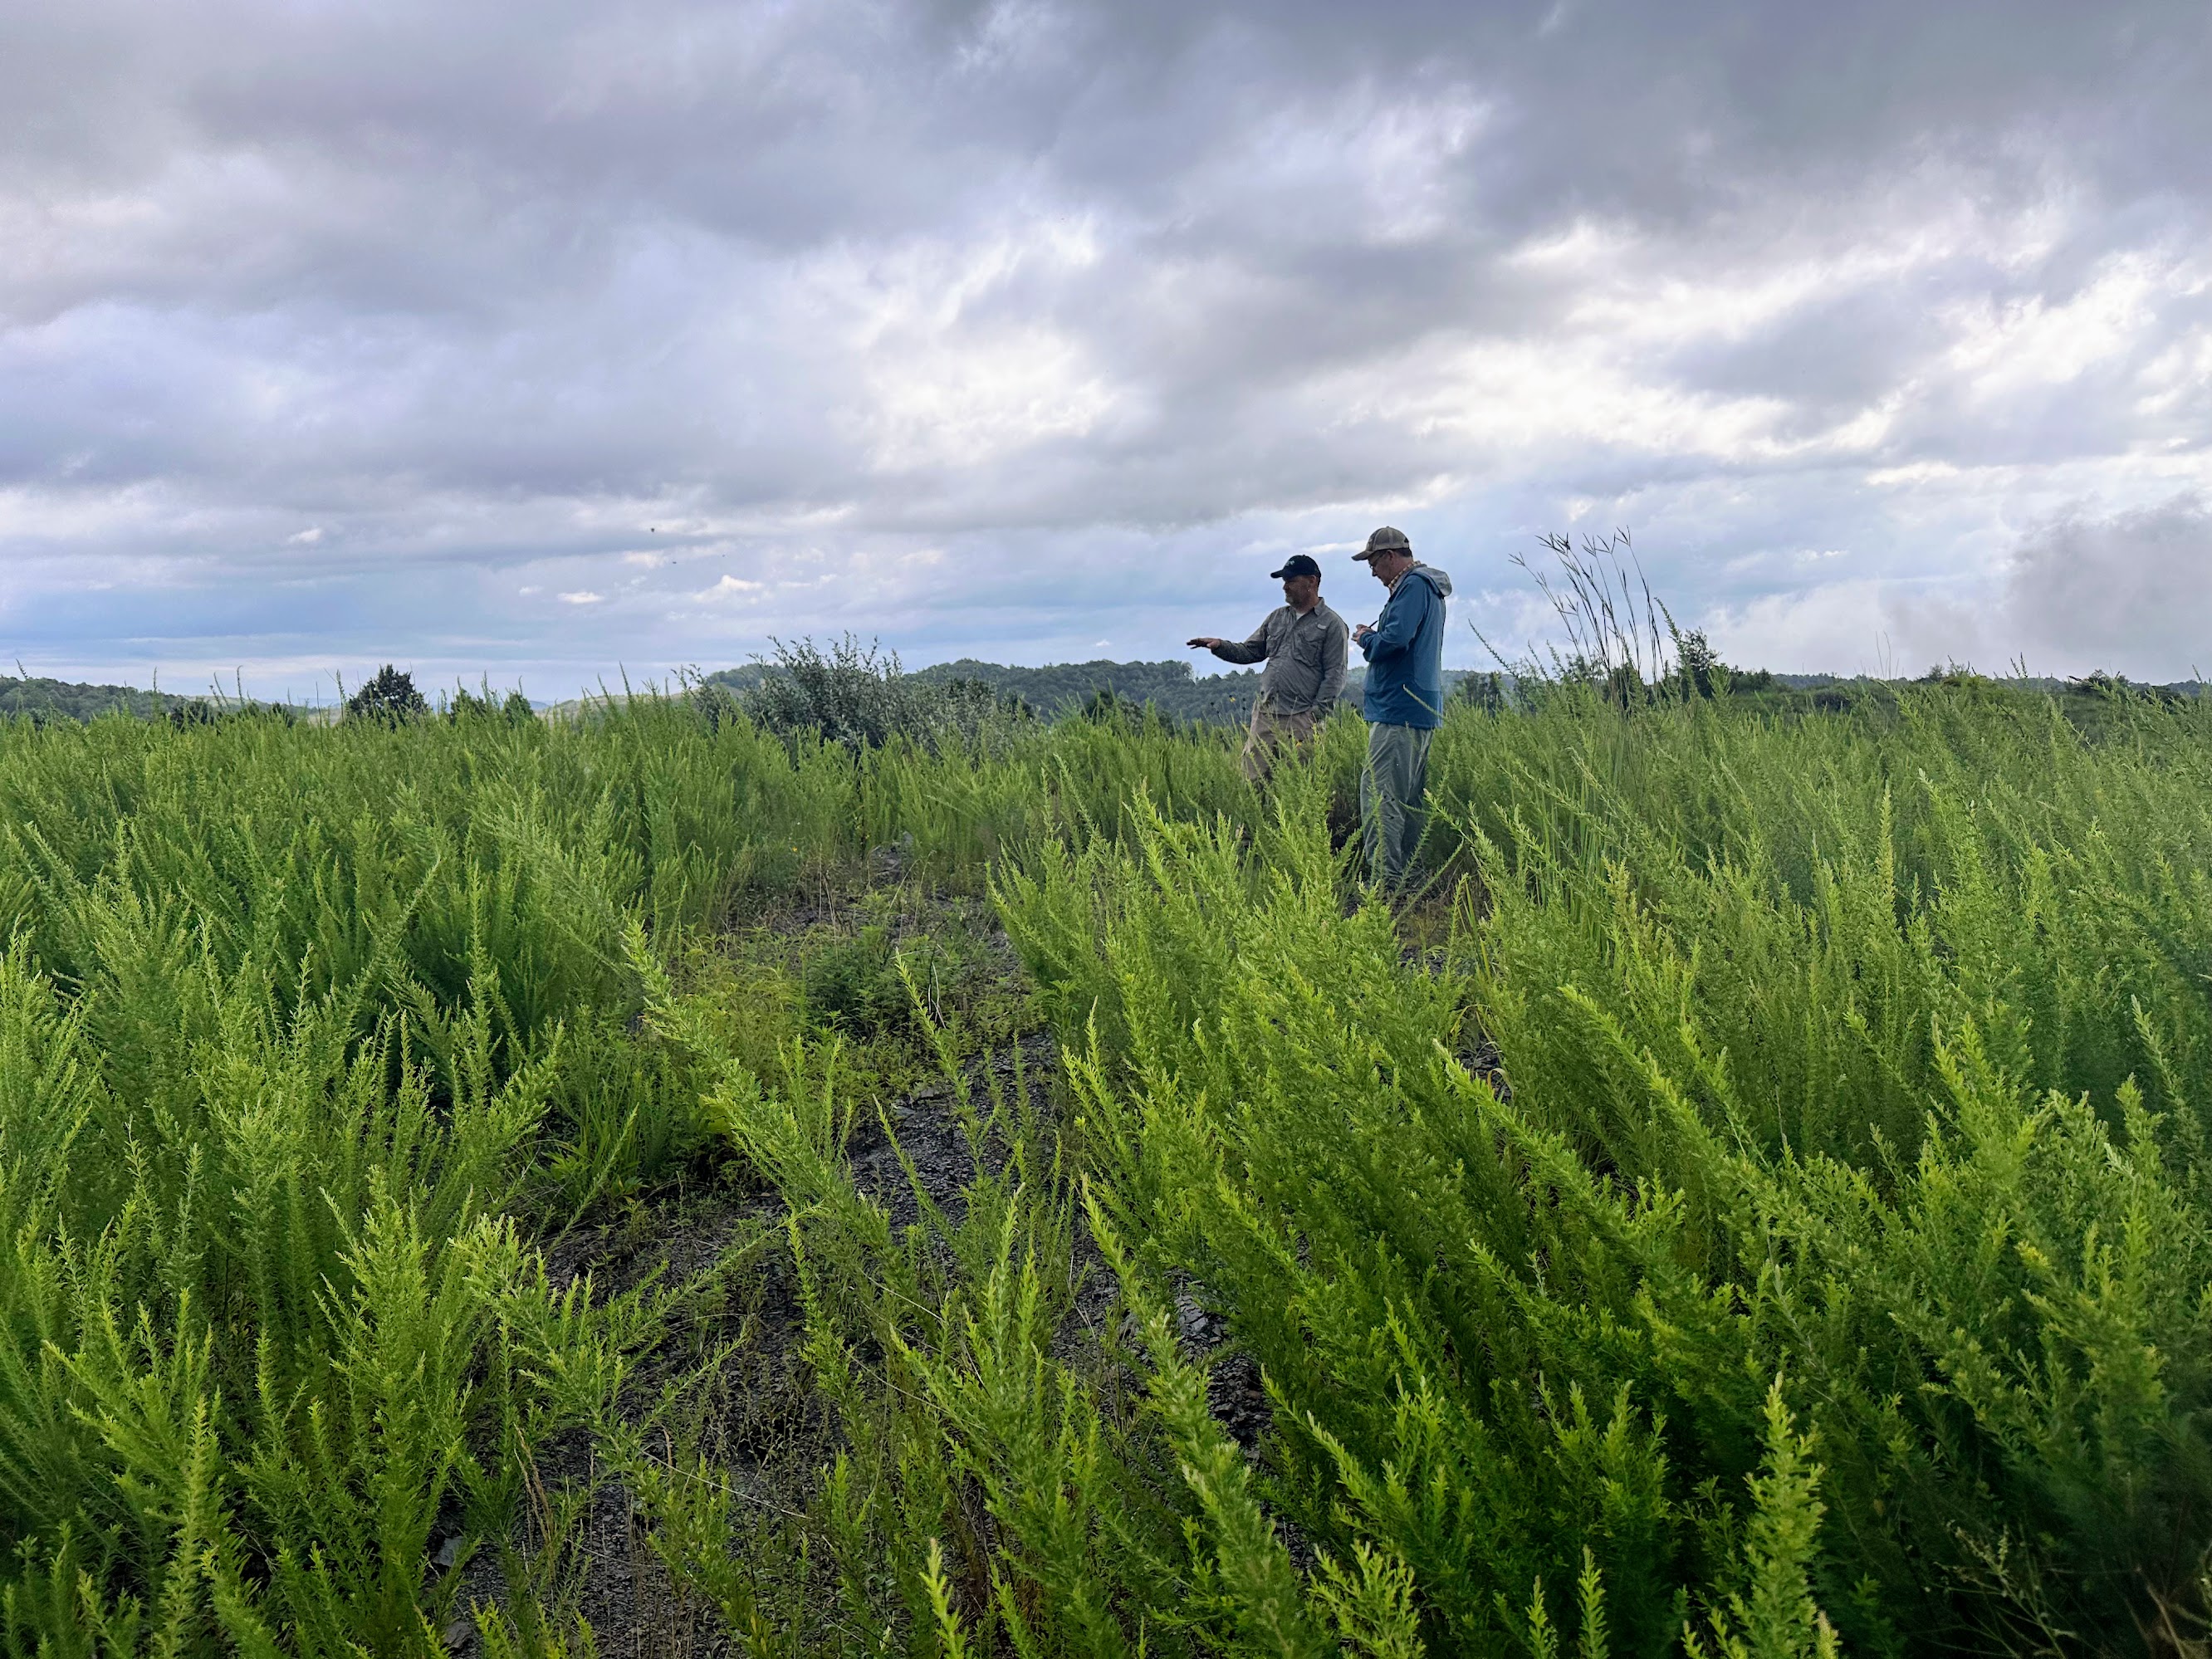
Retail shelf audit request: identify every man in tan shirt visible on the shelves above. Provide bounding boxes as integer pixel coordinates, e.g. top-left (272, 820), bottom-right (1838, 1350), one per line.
top-left (1188, 554), bottom-right (1349, 781)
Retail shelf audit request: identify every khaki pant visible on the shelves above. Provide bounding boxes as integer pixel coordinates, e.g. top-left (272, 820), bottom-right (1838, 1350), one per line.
top-left (1361, 721), bottom-right (1433, 888)
top-left (1240, 702), bottom-right (1319, 783)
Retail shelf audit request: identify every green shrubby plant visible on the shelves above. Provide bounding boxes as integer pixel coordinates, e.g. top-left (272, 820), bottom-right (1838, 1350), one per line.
top-left (0, 945), bottom-right (663, 1655)
top-left (345, 663), bottom-right (429, 724)
top-left (994, 684), bottom-right (2212, 1657)
top-left (740, 636), bottom-right (1031, 752)
top-left (0, 700), bottom-right (670, 1643)
top-left (3, 660), bottom-right (2210, 1656)
top-left (438, 681), bottom-right (535, 724)
top-left (0, 699), bottom-right (831, 1652)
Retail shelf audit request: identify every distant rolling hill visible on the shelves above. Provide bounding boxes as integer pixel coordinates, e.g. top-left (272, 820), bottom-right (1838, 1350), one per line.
top-left (0, 674), bottom-right (188, 722)
top-left (705, 656), bottom-right (1485, 726)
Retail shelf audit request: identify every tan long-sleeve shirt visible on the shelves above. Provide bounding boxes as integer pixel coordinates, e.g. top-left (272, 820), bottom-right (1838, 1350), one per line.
top-left (1209, 601), bottom-right (1348, 714)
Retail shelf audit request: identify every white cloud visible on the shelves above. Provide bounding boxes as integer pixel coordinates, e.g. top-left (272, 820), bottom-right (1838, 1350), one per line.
top-left (1864, 462), bottom-right (1962, 487)
top-left (2, 0), bottom-right (2209, 688)
top-left (2002, 493), bottom-right (2212, 678)
top-left (696, 575), bottom-right (764, 600)
top-left (1696, 492), bottom-right (2212, 681)
top-left (1705, 580), bottom-right (1990, 679)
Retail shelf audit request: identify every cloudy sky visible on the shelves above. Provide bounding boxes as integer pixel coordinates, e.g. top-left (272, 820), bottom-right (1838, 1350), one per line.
top-left (3, 0), bottom-right (2208, 699)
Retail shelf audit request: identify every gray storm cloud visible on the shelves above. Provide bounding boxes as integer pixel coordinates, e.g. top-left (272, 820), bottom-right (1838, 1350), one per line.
top-left (1, 0), bottom-right (2207, 691)
top-left (2004, 495), bottom-right (2212, 679)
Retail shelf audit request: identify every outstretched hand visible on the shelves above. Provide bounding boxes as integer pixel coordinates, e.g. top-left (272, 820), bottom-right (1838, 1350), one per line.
top-left (1187, 636), bottom-right (1223, 649)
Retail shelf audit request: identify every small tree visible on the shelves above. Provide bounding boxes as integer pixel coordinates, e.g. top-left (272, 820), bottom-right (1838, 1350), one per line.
top-left (1673, 629), bottom-right (1723, 700)
top-left (741, 636), bottom-right (1030, 750)
top-left (346, 665), bottom-right (427, 724)
top-left (1456, 671), bottom-right (1509, 714)
top-left (443, 679), bottom-right (535, 722)
top-left (1080, 687), bottom-right (1127, 724)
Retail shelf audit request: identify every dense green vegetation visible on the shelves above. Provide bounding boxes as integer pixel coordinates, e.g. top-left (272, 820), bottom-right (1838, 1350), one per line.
top-left (0, 674), bottom-right (188, 723)
top-left (708, 650), bottom-right (1293, 726)
top-left (2, 680), bottom-right (2209, 1656)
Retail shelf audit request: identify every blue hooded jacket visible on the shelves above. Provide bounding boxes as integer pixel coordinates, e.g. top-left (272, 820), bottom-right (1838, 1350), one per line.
top-left (1358, 562), bottom-right (1453, 729)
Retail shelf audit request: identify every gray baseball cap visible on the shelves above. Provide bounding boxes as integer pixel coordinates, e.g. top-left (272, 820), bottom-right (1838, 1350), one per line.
top-left (1353, 526), bottom-right (1411, 561)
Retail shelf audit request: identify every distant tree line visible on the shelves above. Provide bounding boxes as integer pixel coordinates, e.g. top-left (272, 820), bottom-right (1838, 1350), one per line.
top-left (0, 675), bottom-right (183, 724)
top-left (343, 666), bottom-right (535, 725)
top-left (704, 654), bottom-right (1284, 727)
top-left (712, 653), bottom-right (1468, 729)
top-left (0, 668), bottom-right (541, 728)
top-left (7, 655), bottom-right (2203, 736)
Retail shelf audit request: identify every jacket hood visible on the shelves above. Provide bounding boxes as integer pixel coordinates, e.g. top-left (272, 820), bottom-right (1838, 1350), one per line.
top-left (1403, 561), bottom-right (1453, 599)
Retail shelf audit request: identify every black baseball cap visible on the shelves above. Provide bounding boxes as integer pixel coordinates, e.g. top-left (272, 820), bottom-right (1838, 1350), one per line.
top-left (1270, 554), bottom-right (1322, 580)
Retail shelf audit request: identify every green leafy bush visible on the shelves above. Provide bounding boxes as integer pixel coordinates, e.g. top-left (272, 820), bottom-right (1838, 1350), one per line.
top-left (346, 663), bottom-right (428, 723)
top-left (992, 688), bottom-right (2212, 1657)
top-left (741, 635), bottom-right (1030, 751)
top-left (446, 684), bottom-right (537, 724)
top-left (799, 924), bottom-right (909, 1032)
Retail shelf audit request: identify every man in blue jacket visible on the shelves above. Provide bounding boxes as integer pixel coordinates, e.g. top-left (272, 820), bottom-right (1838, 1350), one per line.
top-left (1352, 526), bottom-right (1453, 890)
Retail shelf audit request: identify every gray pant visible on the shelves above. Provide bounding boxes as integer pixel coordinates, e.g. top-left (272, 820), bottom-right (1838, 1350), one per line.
top-left (1361, 721), bottom-right (1434, 888)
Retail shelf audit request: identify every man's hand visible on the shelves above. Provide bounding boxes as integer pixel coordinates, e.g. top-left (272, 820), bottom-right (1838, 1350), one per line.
top-left (1353, 623), bottom-right (1373, 643)
top-left (1187, 636), bottom-right (1224, 649)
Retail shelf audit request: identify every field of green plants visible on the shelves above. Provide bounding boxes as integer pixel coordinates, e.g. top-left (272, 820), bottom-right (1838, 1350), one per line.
top-left (2, 678), bottom-right (2210, 1657)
